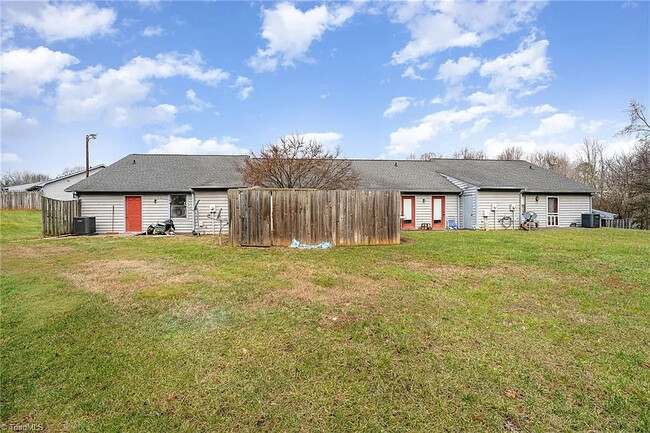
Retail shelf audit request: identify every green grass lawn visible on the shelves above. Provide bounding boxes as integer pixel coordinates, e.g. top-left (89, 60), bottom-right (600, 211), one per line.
top-left (1, 210), bottom-right (649, 432)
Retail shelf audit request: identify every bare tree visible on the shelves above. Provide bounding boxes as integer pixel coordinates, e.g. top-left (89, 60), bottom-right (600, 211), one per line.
top-left (497, 146), bottom-right (524, 160)
top-left (408, 152), bottom-right (443, 160)
top-left (574, 139), bottom-right (605, 207)
top-left (58, 166), bottom-right (85, 177)
top-left (452, 147), bottom-right (485, 159)
top-left (618, 99), bottom-right (650, 142)
top-left (242, 134), bottom-right (360, 189)
top-left (628, 140), bottom-right (650, 228)
top-left (1, 170), bottom-right (50, 187)
top-left (528, 150), bottom-right (573, 177)
top-left (617, 100), bottom-right (650, 228)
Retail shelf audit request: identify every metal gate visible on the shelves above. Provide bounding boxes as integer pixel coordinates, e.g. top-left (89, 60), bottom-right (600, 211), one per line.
top-left (237, 189), bottom-right (272, 246)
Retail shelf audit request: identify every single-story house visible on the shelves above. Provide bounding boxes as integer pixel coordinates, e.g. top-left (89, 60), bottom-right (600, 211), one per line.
top-left (430, 159), bottom-right (595, 229)
top-left (66, 154), bottom-right (595, 234)
top-left (27, 165), bottom-right (105, 200)
top-left (66, 155), bottom-right (245, 233)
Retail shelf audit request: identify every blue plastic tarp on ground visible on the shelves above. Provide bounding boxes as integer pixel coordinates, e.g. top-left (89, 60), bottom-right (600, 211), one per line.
top-left (289, 239), bottom-right (333, 249)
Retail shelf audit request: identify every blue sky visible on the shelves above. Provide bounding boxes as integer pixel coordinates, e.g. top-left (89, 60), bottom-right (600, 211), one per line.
top-left (1, 0), bottom-right (648, 176)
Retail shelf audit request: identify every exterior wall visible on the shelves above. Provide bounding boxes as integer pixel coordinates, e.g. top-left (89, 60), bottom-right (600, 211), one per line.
top-left (42, 167), bottom-right (104, 200)
top-left (80, 194), bottom-right (125, 233)
top-left (441, 175), bottom-right (478, 229)
top-left (80, 192), bottom-right (196, 233)
top-left (194, 190), bottom-right (229, 234)
top-left (407, 193), bottom-right (459, 229)
top-left (523, 194), bottom-right (591, 228)
top-left (476, 190), bottom-right (521, 230)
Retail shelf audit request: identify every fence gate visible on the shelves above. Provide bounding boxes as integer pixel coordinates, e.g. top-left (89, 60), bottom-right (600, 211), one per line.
top-left (234, 189), bottom-right (272, 246)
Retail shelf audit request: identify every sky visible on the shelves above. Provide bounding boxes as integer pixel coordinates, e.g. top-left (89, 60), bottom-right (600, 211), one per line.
top-left (1, 0), bottom-right (648, 176)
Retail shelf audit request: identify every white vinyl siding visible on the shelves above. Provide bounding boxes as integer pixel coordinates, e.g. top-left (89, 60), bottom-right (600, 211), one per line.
top-left (441, 175), bottom-right (478, 229)
top-left (80, 193), bottom-right (195, 233)
top-left (142, 195), bottom-right (172, 232)
top-left (194, 190), bottom-right (229, 234)
top-left (477, 190), bottom-right (521, 230)
top-left (79, 194), bottom-right (124, 233)
top-left (411, 193), bottom-right (459, 229)
top-left (523, 194), bottom-right (591, 228)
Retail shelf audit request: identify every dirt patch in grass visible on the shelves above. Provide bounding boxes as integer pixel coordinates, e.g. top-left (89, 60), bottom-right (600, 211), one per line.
top-left (258, 263), bottom-right (391, 308)
top-left (65, 259), bottom-right (213, 304)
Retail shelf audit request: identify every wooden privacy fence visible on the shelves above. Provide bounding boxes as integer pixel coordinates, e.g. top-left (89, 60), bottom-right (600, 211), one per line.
top-left (228, 188), bottom-right (401, 247)
top-left (42, 196), bottom-right (81, 236)
top-left (1, 191), bottom-right (42, 209)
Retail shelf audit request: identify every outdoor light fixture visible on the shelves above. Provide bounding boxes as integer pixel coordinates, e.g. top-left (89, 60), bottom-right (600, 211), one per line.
top-left (85, 133), bottom-right (98, 177)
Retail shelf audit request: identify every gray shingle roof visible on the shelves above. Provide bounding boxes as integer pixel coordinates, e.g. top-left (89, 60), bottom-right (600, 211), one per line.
top-left (66, 154), bottom-right (593, 195)
top-left (348, 160), bottom-right (461, 193)
top-left (430, 159), bottom-right (595, 193)
top-left (66, 154), bottom-right (248, 192)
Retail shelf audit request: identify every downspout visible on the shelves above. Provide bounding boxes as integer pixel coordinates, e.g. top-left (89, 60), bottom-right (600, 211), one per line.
top-left (457, 192), bottom-right (460, 229)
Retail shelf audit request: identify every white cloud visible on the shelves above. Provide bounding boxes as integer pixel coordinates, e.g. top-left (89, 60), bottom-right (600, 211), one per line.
top-left (233, 76), bottom-right (254, 100)
top-left (185, 89), bottom-right (213, 112)
top-left (390, 1), bottom-right (545, 65)
top-left (484, 134), bottom-right (536, 158)
top-left (1, 108), bottom-right (38, 142)
top-left (437, 55), bottom-right (480, 84)
top-left (532, 104), bottom-right (557, 114)
top-left (460, 117), bottom-right (491, 139)
top-left (1, 46), bottom-right (79, 97)
top-left (580, 120), bottom-right (605, 134)
top-left (144, 134), bottom-right (248, 155)
top-left (55, 51), bottom-right (229, 126)
top-left (479, 36), bottom-right (551, 93)
top-left (293, 132), bottom-right (343, 152)
top-left (529, 113), bottom-right (577, 137)
top-left (248, 2), bottom-right (354, 72)
top-left (142, 26), bottom-right (164, 37)
top-left (401, 65), bottom-right (424, 81)
top-left (384, 97), bottom-right (415, 117)
top-left (430, 97), bottom-right (444, 105)
top-left (1, 153), bottom-right (21, 162)
top-left (387, 91), bottom-right (514, 155)
top-left (1, 108), bottom-right (38, 129)
top-left (2, 2), bottom-right (116, 42)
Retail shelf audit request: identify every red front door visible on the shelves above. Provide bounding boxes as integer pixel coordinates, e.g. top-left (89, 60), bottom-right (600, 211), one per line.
top-left (401, 196), bottom-right (416, 230)
top-left (125, 196), bottom-right (142, 232)
top-left (431, 196), bottom-right (445, 229)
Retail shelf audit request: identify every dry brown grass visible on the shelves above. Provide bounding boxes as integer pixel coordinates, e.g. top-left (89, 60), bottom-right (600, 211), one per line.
top-left (4, 244), bottom-right (75, 259)
top-left (65, 259), bottom-right (212, 305)
top-left (258, 263), bottom-right (392, 308)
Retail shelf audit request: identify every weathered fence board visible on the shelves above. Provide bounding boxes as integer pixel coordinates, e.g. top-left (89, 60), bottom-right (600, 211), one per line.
top-left (42, 197), bottom-right (81, 237)
top-left (229, 188), bottom-right (401, 247)
top-left (0, 191), bottom-right (42, 209)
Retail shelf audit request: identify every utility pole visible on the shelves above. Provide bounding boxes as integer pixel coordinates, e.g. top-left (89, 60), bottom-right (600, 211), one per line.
top-left (85, 133), bottom-right (98, 177)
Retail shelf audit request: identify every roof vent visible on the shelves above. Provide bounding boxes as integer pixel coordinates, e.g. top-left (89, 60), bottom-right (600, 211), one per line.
top-left (133, 159), bottom-right (136, 164)
top-left (529, 165), bottom-right (533, 169)
top-left (394, 162), bottom-right (398, 167)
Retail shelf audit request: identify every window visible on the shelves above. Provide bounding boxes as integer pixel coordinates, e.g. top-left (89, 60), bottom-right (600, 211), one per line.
top-left (547, 197), bottom-right (558, 226)
top-left (170, 194), bottom-right (187, 218)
